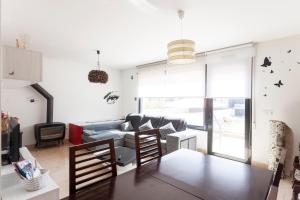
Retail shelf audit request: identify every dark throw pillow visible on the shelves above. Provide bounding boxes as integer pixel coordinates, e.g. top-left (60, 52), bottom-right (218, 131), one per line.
top-left (139, 120), bottom-right (153, 131)
top-left (159, 122), bottom-right (176, 140)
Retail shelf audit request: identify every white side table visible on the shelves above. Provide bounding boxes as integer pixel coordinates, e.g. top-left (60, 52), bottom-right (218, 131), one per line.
top-left (1, 147), bottom-right (59, 200)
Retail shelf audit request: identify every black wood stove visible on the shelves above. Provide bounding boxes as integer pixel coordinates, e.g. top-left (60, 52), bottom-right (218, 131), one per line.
top-left (31, 84), bottom-right (66, 147)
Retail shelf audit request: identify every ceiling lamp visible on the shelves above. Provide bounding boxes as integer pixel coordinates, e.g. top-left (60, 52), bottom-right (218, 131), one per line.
top-left (88, 50), bottom-right (108, 84)
top-left (167, 10), bottom-right (196, 64)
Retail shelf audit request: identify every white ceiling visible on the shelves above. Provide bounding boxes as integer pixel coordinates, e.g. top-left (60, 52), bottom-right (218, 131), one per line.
top-left (2, 0), bottom-right (300, 69)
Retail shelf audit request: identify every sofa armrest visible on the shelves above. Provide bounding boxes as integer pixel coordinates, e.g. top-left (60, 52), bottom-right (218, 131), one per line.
top-left (166, 130), bottom-right (197, 153)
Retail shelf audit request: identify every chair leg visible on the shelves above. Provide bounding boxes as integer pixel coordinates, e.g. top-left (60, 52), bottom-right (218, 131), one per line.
top-left (293, 184), bottom-right (300, 200)
top-left (292, 192), bottom-right (298, 200)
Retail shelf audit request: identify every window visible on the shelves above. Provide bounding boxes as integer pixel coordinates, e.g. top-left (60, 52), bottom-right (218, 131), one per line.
top-left (205, 46), bottom-right (254, 162)
top-left (212, 98), bottom-right (247, 159)
top-left (138, 58), bottom-right (206, 128)
top-left (206, 47), bottom-right (253, 98)
top-left (140, 97), bottom-right (205, 127)
top-left (137, 45), bottom-right (254, 141)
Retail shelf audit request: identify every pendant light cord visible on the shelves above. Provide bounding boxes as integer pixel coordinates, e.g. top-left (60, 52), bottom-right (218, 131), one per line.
top-left (97, 50), bottom-right (100, 70)
top-left (180, 14), bottom-right (183, 39)
top-left (178, 10), bottom-right (184, 39)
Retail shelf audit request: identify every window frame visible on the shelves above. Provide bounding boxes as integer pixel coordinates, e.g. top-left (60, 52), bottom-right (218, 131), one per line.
top-left (137, 55), bottom-right (253, 164)
top-left (206, 98), bottom-right (252, 164)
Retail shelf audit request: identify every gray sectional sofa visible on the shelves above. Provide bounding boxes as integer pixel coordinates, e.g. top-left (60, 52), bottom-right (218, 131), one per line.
top-left (82, 113), bottom-right (197, 154)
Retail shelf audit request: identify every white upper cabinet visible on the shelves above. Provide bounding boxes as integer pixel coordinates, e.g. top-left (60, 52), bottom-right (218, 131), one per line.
top-left (2, 45), bottom-right (42, 83)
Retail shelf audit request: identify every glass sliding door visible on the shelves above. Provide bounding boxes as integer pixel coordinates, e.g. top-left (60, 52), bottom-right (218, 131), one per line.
top-left (207, 98), bottom-right (251, 162)
top-left (205, 46), bottom-right (254, 163)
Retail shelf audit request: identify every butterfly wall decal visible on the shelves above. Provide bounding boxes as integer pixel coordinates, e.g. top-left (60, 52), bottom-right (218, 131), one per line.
top-left (287, 50), bottom-right (292, 53)
top-left (274, 80), bottom-right (283, 88)
top-left (261, 57), bottom-right (272, 67)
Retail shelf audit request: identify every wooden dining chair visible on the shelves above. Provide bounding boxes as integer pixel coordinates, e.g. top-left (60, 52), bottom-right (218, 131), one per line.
top-left (266, 148), bottom-right (287, 200)
top-left (135, 128), bottom-right (162, 167)
top-left (69, 139), bottom-right (117, 195)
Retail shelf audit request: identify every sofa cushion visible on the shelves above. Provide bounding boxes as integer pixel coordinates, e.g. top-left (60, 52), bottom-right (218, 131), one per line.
top-left (159, 117), bottom-right (187, 132)
top-left (120, 121), bottom-right (134, 131)
top-left (82, 129), bottom-right (130, 149)
top-left (85, 129), bottom-right (126, 140)
top-left (83, 129), bottom-right (98, 136)
top-left (141, 115), bottom-right (162, 128)
top-left (124, 132), bottom-right (136, 140)
top-left (126, 113), bottom-right (144, 131)
top-left (83, 120), bottom-right (124, 131)
top-left (124, 136), bottom-right (167, 154)
top-left (159, 122), bottom-right (176, 140)
top-left (139, 120), bottom-right (153, 131)
top-left (124, 131), bottom-right (152, 140)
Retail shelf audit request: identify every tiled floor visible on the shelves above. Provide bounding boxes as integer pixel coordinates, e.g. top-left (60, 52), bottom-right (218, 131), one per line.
top-left (27, 141), bottom-right (293, 200)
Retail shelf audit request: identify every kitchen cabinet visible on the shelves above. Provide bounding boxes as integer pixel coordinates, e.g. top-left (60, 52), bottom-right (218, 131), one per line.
top-left (2, 45), bottom-right (42, 83)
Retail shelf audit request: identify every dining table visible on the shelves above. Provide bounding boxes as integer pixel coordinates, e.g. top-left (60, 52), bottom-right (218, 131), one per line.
top-left (63, 149), bottom-right (273, 200)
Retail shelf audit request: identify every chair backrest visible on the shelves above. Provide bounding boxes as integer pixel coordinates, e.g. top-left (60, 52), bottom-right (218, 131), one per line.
top-left (135, 128), bottom-right (162, 167)
top-left (69, 139), bottom-right (117, 195)
top-left (266, 148), bottom-right (287, 200)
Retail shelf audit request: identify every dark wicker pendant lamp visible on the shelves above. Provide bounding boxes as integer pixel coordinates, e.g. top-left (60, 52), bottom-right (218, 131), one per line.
top-left (88, 50), bottom-right (108, 83)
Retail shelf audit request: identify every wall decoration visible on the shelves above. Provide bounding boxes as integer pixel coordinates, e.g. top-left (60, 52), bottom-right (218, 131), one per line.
top-left (270, 70), bottom-right (274, 74)
top-left (297, 62), bottom-right (300, 64)
top-left (268, 120), bottom-right (286, 172)
top-left (274, 80), bottom-right (283, 88)
top-left (104, 91), bottom-right (119, 104)
top-left (261, 57), bottom-right (272, 67)
top-left (289, 69), bottom-right (292, 72)
top-left (263, 86), bottom-right (268, 97)
top-left (287, 50), bottom-right (292, 53)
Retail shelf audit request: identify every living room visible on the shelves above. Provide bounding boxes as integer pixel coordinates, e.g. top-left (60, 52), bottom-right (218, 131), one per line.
top-left (1, 0), bottom-right (300, 200)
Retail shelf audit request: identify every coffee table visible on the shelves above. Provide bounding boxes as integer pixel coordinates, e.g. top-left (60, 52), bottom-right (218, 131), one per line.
top-left (115, 146), bottom-right (136, 166)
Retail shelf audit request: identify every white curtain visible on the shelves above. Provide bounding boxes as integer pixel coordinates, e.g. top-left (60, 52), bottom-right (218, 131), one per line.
top-left (138, 58), bottom-right (206, 97)
top-left (206, 46), bottom-right (254, 98)
top-left (138, 45), bottom-right (254, 98)
top-left (137, 64), bottom-right (166, 97)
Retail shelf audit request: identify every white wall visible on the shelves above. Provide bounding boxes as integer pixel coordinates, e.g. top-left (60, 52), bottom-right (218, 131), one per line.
top-left (1, 57), bottom-right (122, 145)
top-left (120, 35), bottom-right (300, 171)
top-left (253, 35), bottom-right (300, 172)
top-left (120, 68), bottom-right (138, 117)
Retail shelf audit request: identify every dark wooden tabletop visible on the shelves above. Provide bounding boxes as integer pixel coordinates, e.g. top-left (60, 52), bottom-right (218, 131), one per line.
top-left (144, 149), bottom-right (274, 200)
top-left (63, 149), bottom-right (273, 200)
top-left (63, 166), bottom-right (202, 200)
